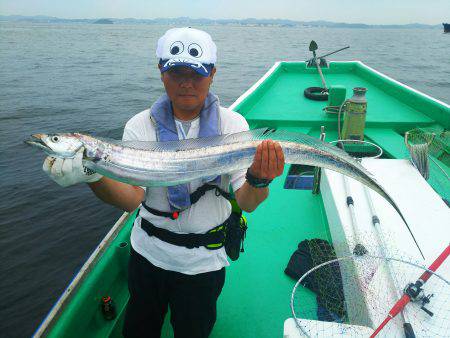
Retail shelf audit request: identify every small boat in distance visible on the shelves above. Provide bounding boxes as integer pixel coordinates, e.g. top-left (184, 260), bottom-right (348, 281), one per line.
top-left (444, 23), bottom-right (450, 33)
top-left (93, 19), bottom-right (113, 24)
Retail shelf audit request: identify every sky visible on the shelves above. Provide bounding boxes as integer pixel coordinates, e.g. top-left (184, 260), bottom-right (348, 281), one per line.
top-left (1, 0), bottom-right (449, 25)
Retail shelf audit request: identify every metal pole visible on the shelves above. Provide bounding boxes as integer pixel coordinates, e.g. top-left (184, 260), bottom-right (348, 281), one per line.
top-left (363, 186), bottom-right (415, 337)
top-left (342, 175), bottom-right (367, 256)
top-left (317, 45), bottom-right (350, 59)
top-left (312, 126), bottom-right (326, 194)
top-left (314, 57), bottom-right (327, 90)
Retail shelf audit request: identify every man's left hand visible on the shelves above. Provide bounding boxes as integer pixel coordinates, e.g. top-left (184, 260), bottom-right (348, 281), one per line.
top-left (249, 140), bottom-right (285, 180)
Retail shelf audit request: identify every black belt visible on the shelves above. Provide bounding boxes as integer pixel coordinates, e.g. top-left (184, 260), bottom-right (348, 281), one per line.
top-left (139, 217), bottom-right (230, 250)
top-left (141, 184), bottom-right (232, 220)
top-left (142, 202), bottom-right (180, 220)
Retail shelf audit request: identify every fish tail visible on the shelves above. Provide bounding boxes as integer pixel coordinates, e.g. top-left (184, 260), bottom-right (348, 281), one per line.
top-left (339, 159), bottom-right (425, 261)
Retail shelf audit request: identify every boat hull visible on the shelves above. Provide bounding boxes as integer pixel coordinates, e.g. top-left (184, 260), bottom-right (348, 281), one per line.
top-left (36, 61), bottom-right (450, 338)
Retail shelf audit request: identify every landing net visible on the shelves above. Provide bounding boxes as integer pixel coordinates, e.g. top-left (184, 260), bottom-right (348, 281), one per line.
top-left (404, 130), bottom-right (435, 180)
top-left (290, 240), bottom-right (450, 337)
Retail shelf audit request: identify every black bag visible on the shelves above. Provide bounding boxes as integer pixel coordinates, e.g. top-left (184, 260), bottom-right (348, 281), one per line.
top-left (285, 239), bottom-right (347, 319)
top-left (224, 211), bottom-right (247, 261)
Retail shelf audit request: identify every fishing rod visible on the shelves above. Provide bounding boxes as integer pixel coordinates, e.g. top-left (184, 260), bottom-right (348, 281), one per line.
top-left (370, 243), bottom-right (450, 337)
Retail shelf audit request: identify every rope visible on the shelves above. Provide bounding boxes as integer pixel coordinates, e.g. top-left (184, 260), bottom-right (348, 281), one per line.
top-left (323, 101), bottom-right (348, 140)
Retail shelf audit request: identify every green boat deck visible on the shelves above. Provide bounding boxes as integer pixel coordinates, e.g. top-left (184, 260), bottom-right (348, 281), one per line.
top-left (39, 61), bottom-right (449, 337)
top-left (212, 180), bottom-right (330, 337)
top-left (235, 62), bottom-right (447, 130)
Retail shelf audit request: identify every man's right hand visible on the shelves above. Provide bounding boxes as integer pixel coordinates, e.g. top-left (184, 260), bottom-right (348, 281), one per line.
top-left (43, 148), bottom-right (103, 187)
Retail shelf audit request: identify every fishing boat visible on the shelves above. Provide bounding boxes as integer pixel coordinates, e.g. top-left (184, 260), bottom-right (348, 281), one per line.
top-left (444, 23), bottom-right (450, 33)
top-left (34, 44), bottom-right (450, 337)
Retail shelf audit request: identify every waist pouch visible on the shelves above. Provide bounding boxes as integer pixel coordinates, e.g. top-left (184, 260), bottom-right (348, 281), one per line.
top-left (139, 211), bottom-right (247, 261)
top-left (224, 211), bottom-right (248, 261)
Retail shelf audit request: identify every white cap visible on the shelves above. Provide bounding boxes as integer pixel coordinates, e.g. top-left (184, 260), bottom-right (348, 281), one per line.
top-left (156, 27), bottom-right (217, 76)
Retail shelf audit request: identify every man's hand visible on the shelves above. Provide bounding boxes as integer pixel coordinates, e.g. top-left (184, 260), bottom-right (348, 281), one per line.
top-left (235, 140), bottom-right (285, 212)
top-left (249, 140), bottom-right (285, 179)
top-left (43, 148), bottom-right (103, 187)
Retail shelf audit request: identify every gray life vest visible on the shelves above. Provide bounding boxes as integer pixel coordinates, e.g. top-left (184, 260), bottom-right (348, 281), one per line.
top-left (149, 92), bottom-right (222, 210)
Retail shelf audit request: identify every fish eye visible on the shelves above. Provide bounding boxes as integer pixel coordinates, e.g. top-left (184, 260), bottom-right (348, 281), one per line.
top-left (170, 41), bottom-right (184, 55)
top-left (51, 135), bottom-right (59, 142)
top-left (188, 43), bottom-right (202, 58)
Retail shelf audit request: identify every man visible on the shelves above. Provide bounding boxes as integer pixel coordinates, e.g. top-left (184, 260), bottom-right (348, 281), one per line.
top-left (43, 27), bottom-right (285, 337)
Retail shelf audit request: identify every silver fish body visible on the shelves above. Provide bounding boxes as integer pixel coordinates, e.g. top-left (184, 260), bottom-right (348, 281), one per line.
top-left (25, 128), bottom-right (424, 258)
top-left (26, 129), bottom-right (393, 208)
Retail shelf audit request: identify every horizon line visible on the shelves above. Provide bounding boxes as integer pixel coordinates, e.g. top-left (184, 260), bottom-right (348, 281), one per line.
top-left (0, 14), bottom-right (445, 26)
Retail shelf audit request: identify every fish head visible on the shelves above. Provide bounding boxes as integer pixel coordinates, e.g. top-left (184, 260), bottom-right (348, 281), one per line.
top-left (25, 133), bottom-right (84, 158)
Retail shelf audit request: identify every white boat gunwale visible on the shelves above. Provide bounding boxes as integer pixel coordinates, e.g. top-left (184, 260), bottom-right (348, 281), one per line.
top-left (33, 212), bottom-right (131, 338)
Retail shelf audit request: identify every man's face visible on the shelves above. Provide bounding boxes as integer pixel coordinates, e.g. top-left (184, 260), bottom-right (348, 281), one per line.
top-left (160, 66), bottom-right (216, 113)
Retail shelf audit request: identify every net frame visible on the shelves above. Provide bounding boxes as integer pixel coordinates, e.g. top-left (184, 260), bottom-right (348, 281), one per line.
top-left (290, 252), bottom-right (450, 337)
top-left (404, 130), bottom-right (436, 180)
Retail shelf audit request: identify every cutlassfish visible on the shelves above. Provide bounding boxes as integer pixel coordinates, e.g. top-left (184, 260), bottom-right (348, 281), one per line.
top-left (25, 128), bottom-right (422, 256)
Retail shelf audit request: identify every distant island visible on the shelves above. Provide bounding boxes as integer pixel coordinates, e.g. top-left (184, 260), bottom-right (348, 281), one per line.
top-left (93, 18), bottom-right (113, 24)
top-left (0, 15), bottom-right (441, 29)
